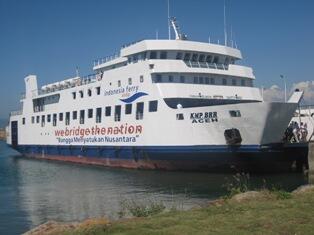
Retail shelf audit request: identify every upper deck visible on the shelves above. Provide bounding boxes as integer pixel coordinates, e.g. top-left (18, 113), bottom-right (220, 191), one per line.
top-left (93, 39), bottom-right (242, 71)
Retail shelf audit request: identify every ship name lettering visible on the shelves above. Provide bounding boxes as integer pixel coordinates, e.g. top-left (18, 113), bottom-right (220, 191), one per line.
top-left (190, 112), bottom-right (218, 124)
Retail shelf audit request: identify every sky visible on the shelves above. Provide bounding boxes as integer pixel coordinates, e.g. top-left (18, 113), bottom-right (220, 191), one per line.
top-left (0, 0), bottom-right (313, 119)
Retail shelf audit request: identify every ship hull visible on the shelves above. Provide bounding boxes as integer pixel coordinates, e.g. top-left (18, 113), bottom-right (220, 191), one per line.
top-left (12, 144), bottom-right (308, 173)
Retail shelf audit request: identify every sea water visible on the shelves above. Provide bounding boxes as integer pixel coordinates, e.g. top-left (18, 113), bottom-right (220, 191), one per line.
top-left (0, 141), bottom-right (307, 234)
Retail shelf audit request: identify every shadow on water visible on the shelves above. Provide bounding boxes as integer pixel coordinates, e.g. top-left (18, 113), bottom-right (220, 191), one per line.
top-left (0, 141), bottom-right (309, 234)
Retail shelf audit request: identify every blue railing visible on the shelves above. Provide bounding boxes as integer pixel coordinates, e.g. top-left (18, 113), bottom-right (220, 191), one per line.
top-left (93, 53), bottom-right (120, 67)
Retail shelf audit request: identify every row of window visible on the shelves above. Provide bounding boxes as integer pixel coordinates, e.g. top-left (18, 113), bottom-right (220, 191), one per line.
top-left (128, 51), bottom-right (235, 65)
top-left (72, 76), bottom-right (145, 99)
top-left (153, 74), bottom-right (251, 87)
top-left (25, 101), bottom-right (158, 126)
top-left (73, 86), bottom-right (101, 99)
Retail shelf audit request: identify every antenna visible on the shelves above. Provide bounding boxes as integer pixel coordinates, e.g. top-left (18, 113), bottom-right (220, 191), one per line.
top-left (224, 0), bottom-right (227, 46)
top-left (168, 0), bottom-right (170, 40)
top-left (230, 25), bottom-right (233, 47)
top-left (75, 66), bottom-right (79, 77)
top-left (156, 29), bottom-right (159, 39)
top-left (208, 35), bottom-right (211, 44)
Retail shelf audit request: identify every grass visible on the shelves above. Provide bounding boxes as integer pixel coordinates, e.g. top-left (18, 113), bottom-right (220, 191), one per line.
top-left (59, 187), bottom-right (314, 235)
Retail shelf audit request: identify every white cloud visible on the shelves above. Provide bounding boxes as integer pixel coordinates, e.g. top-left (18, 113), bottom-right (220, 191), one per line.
top-left (262, 81), bottom-right (314, 104)
top-left (262, 84), bottom-right (284, 102)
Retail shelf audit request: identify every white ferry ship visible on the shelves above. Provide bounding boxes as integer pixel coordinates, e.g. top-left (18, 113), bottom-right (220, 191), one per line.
top-left (6, 19), bottom-right (304, 171)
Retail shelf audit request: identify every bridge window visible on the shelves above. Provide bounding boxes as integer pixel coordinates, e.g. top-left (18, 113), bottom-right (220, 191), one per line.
top-left (96, 108), bottom-right (102, 123)
top-left (114, 105), bottom-right (121, 121)
top-left (224, 57), bottom-right (230, 65)
top-left (105, 106), bottom-right (111, 116)
top-left (80, 110), bottom-right (85, 124)
top-left (199, 54), bottom-right (205, 62)
top-left (72, 92), bottom-right (76, 99)
top-left (206, 55), bottom-right (212, 63)
top-left (47, 114), bottom-right (51, 123)
top-left (150, 51), bottom-right (157, 59)
top-left (160, 51), bottom-right (167, 59)
top-left (65, 112), bottom-right (70, 125)
top-left (133, 54), bottom-right (138, 63)
top-left (73, 111), bottom-right (77, 120)
top-left (149, 100), bottom-right (158, 112)
top-left (53, 114), bottom-right (57, 126)
top-left (213, 56), bottom-right (219, 64)
top-left (211, 78), bottom-right (215, 84)
top-left (125, 104), bottom-right (132, 114)
top-left (169, 75), bottom-right (173, 82)
top-left (88, 109), bottom-right (93, 118)
top-left (176, 52), bottom-right (182, 60)
top-left (184, 53), bottom-right (191, 61)
top-left (136, 102), bottom-right (144, 120)
top-left (232, 79), bottom-right (236, 86)
top-left (241, 79), bottom-right (245, 86)
top-left (222, 78), bottom-right (227, 85)
top-left (194, 77), bottom-right (198, 84)
top-left (192, 53), bottom-right (198, 62)
top-left (59, 113), bottom-right (63, 121)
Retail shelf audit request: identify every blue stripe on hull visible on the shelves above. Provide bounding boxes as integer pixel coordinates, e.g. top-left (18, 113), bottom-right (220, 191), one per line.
top-left (10, 144), bottom-right (308, 173)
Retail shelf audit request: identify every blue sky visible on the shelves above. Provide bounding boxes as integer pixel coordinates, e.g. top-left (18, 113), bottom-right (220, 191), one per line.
top-left (0, 0), bottom-right (313, 119)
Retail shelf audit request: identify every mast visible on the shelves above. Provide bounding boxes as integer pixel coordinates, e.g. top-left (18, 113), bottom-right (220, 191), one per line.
top-left (168, 0), bottom-right (171, 40)
top-left (224, 0), bottom-right (227, 46)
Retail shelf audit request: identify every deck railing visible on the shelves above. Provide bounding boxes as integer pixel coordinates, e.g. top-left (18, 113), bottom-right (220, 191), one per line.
top-left (10, 110), bottom-right (22, 116)
top-left (93, 53), bottom-right (120, 67)
top-left (37, 74), bottom-right (97, 96)
top-left (184, 61), bottom-right (229, 70)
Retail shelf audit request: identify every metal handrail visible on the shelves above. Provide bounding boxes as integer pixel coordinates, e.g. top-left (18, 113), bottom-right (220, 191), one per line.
top-left (184, 61), bottom-right (229, 70)
top-left (93, 53), bottom-right (120, 67)
top-left (36, 74), bottom-right (97, 96)
top-left (10, 110), bottom-right (22, 116)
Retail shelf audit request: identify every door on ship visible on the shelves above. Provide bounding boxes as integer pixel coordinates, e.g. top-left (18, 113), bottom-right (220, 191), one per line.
top-left (11, 121), bottom-right (18, 147)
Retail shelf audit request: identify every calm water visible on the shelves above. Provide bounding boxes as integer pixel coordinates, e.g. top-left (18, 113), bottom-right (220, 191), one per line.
top-left (0, 141), bottom-right (308, 235)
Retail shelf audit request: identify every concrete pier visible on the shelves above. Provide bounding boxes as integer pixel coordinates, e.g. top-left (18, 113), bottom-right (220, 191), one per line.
top-left (308, 142), bottom-right (314, 174)
top-left (0, 128), bottom-right (6, 141)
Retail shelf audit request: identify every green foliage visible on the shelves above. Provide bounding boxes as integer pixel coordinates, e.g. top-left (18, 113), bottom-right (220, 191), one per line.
top-left (223, 172), bottom-right (251, 198)
top-left (118, 199), bottom-right (166, 218)
top-left (270, 186), bottom-right (292, 200)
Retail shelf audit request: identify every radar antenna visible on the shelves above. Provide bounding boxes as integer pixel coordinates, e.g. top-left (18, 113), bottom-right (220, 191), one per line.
top-left (170, 17), bottom-right (188, 40)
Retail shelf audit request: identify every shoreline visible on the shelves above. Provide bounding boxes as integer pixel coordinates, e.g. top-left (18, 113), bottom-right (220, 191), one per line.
top-left (0, 128), bottom-right (6, 141)
top-left (24, 184), bottom-right (314, 235)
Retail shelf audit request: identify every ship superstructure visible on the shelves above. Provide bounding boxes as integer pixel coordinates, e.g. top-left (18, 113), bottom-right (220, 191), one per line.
top-left (6, 19), bottom-right (304, 171)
